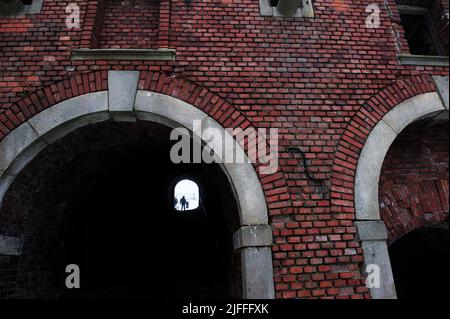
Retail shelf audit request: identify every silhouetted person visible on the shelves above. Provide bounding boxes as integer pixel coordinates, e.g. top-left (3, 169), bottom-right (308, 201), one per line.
top-left (180, 196), bottom-right (187, 211)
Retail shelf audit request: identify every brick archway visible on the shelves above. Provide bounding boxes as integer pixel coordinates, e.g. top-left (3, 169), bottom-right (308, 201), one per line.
top-left (0, 70), bottom-right (291, 214)
top-left (330, 75), bottom-right (440, 212)
top-left (330, 75), bottom-right (449, 299)
top-left (0, 70), bottom-right (294, 299)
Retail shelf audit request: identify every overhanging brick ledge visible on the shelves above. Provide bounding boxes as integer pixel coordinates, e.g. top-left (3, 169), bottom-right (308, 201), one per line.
top-left (397, 54), bottom-right (449, 66)
top-left (71, 48), bottom-right (176, 61)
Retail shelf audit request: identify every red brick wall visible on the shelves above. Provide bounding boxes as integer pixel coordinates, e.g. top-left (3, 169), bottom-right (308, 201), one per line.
top-left (0, 0), bottom-right (449, 299)
top-left (379, 120), bottom-right (449, 243)
top-left (99, 0), bottom-right (160, 49)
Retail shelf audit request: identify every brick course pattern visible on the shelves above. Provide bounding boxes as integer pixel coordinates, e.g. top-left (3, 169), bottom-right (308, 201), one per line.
top-left (0, 0), bottom-right (449, 299)
top-left (98, 0), bottom-right (160, 49)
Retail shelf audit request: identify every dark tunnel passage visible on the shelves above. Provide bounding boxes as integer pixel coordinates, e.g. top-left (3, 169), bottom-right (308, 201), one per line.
top-left (388, 223), bottom-right (449, 299)
top-left (0, 121), bottom-right (242, 299)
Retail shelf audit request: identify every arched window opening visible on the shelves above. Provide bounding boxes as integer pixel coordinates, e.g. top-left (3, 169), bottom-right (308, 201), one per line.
top-left (174, 179), bottom-right (200, 211)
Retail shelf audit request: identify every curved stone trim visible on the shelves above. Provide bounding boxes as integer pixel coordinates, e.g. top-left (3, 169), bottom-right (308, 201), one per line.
top-left (134, 90), bottom-right (268, 226)
top-left (0, 71), bottom-right (275, 298)
top-left (0, 70), bottom-right (292, 218)
top-left (355, 92), bottom-right (446, 221)
top-left (329, 75), bottom-right (439, 223)
top-left (354, 91), bottom-right (447, 299)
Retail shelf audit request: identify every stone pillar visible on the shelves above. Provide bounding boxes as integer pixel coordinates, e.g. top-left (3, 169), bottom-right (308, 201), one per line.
top-left (233, 225), bottom-right (275, 299)
top-left (355, 221), bottom-right (397, 299)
